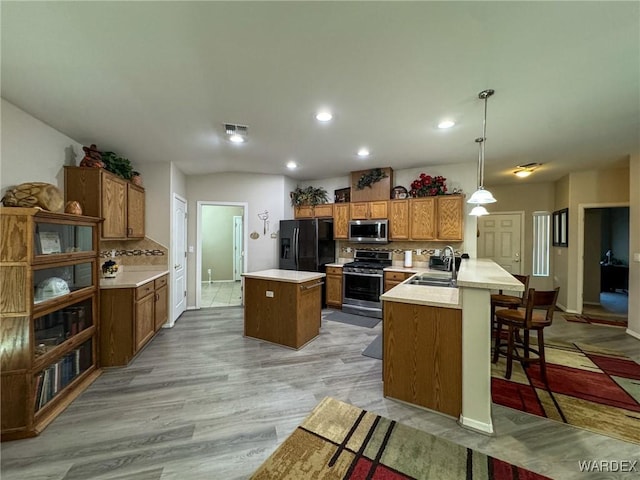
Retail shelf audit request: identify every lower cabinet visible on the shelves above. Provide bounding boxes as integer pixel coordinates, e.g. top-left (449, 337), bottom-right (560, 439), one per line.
top-left (325, 266), bottom-right (343, 308)
top-left (101, 274), bottom-right (168, 367)
top-left (383, 271), bottom-right (414, 292)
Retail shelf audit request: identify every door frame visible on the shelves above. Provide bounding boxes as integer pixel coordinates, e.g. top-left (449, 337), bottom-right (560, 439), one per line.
top-left (477, 210), bottom-right (525, 274)
top-left (196, 201), bottom-right (248, 309)
top-left (233, 216), bottom-right (243, 281)
top-left (576, 202), bottom-right (629, 314)
top-left (169, 193), bottom-right (187, 327)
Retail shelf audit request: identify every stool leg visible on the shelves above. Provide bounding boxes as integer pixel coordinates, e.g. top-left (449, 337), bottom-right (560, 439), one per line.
top-left (523, 329), bottom-right (531, 362)
top-left (505, 325), bottom-right (515, 379)
top-left (492, 319), bottom-right (502, 364)
top-left (537, 329), bottom-right (547, 384)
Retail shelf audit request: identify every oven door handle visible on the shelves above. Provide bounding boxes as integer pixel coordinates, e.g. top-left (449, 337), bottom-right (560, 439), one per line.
top-left (343, 271), bottom-right (383, 278)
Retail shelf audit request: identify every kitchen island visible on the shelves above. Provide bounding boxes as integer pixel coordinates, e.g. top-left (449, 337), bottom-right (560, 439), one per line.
top-left (380, 259), bottom-right (523, 434)
top-left (242, 269), bottom-right (325, 349)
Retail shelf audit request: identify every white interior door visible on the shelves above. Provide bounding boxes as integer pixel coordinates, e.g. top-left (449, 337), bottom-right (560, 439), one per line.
top-left (478, 213), bottom-right (522, 274)
top-left (172, 195), bottom-right (187, 322)
top-left (233, 216), bottom-right (243, 281)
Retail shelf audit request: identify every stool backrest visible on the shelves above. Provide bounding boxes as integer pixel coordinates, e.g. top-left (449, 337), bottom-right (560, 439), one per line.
top-left (513, 274), bottom-right (530, 306)
top-left (523, 287), bottom-right (560, 328)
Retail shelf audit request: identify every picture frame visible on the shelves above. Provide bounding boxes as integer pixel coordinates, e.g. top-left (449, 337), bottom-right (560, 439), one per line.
top-left (552, 208), bottom-right (568, 247)
top-left (38, 231), bottom-right (62, 254)
top-left (334, 187), bottom-right (351, 203)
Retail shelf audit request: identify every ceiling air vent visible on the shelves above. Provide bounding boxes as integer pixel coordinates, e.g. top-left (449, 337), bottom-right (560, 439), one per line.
top-left (224, 123), bottom-right (248, 144)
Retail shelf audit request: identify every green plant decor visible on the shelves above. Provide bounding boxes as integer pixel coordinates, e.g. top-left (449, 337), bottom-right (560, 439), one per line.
top-left (355, 168), bottom-right (388, 190)
top-left (102, 151), bottom-right (134, 180)
top-left (290, 186), bottom-right (329, 207)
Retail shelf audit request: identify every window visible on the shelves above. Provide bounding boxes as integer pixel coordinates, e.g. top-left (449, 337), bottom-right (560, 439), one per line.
top-left (532, 212), bottom-right (550, 276)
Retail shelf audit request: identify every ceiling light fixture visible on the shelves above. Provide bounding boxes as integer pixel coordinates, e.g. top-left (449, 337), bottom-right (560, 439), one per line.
top-left (470, 205), bottom-right (489, 216)
top-left (315, 111), bottom-right (332, 122)
top-left (513, 162), bottom-right (541, 178)
top-left (286, 161), bottom-right (297, 169)
top-left (438, 120), bottom-right (455, 129)
top-left (357, 148), bottom-right (370, 157)
top-left (225, 123), bottom-right (248, 144)
top-left (469, 138), bottom-right (490, 216)
top-left (467, 89), bottom-right (497, 205)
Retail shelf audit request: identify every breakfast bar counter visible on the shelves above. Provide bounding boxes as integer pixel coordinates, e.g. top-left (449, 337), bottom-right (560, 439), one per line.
top-left (242, 269), bottom-right (325, 349)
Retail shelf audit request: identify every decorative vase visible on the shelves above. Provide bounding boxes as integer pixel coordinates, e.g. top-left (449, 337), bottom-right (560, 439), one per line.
top-left (65, 200), bottom-right (83, 215)
top-left (131, 175), bottom-right (143, 187)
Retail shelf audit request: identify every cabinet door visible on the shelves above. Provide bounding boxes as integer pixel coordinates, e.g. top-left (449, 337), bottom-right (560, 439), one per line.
top-left (101, 174), bottom-right (127, 239)
top-left (294, 206), bottom-right (314, 219)
top-left (313, 204), bottom-right (334, 218)
top-left (127, 184), bottom-right (145, 238)
top-left (134, 293), bottom-right (155, 352)
top-left (350, 202), bottom-right (369, 220)
top-left (154, 284), bottom-right (168, 331)
top-left (437, 195), bottom-right (463, 241)
top-left (333, 204), bottom-right (350, 239)
top-left (389, 200), bottom-right (409, 240)
top-left (410, 198), bottom-right (436, 240)
top-left (325, 269), bottom-right (343, 308)
top-left (368, 201), bottom-right (388, 219)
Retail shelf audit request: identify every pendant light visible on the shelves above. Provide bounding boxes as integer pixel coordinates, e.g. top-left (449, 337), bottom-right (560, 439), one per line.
top-left (469, 137), bottom-right (489, 216)
top-left (467, 89), bottom-right (497, 205)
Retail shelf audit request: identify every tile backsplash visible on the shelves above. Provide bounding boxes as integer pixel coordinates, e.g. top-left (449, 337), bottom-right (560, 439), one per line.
top-left (100, 237), bottom-right (167, 266)
top-left (337, 240), bottom-right (464, 263)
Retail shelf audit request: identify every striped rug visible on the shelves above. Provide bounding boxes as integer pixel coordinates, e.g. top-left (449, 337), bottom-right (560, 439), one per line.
top-left (251, 396), bottom-right (550, 479)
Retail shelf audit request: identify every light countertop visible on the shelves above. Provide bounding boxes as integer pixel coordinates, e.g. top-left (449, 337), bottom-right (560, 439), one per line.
top-left (100, 267), bottom-right (169, 289)
top-left (456, 258), bottom-right (524, 291)
top-left (242, 269), bottom-right (325, 283)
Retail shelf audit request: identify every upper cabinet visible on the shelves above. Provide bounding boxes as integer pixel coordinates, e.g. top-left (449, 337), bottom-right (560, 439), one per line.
top-left (350, 201), bottom-right (388, 220)
top-left (389, 200), bottom-right (410, 240)
top-left (294, 204), bottom-right (334, 219)
top-left (409, 197), bottom-right (437, 240)
top-left (390, 195), bottom-right (464, 242)
top-left (333, 203), bottom-right (350, 239)
top-left (436, 195), bottom-right (464, 241)
top-left (65, 167), bottom-right (145, 240)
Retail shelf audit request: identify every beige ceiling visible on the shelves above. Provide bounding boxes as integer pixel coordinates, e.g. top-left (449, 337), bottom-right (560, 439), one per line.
top-left (1, 1), bottom-right (638, 185)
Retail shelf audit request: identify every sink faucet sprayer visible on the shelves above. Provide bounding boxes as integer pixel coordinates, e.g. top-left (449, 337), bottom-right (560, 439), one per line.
top-left (442, 246), bottom-right (457, 284)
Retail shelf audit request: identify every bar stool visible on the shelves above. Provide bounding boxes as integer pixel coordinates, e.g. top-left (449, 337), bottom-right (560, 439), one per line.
top-left (490, 274), bottom-right (529, 335)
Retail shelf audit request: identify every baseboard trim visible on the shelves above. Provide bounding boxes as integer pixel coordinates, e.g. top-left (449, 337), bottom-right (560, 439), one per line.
top-left (458, 415), bottom-right (494, 435)
top-left (556, 303), bottom-right (579, 314)
top-left (626, 328), bottom-right (640, 340)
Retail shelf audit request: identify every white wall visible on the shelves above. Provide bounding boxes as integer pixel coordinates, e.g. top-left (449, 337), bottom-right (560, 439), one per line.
top-left (186, 172), bottom-right (288, 307)
top-left (139, 161), bottom-right (171, 247)
top-left (628, 154), bottom-right (639, 338)
top-left (1, 99), bottom-right (83, 195)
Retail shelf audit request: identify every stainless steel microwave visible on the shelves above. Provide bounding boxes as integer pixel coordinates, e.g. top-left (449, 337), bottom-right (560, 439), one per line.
top-left (348, 219), bottom-right (389, 244)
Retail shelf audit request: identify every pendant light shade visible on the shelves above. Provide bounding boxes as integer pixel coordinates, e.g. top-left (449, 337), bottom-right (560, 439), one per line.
top-left (469, 205), bottom-right (489, 216)
top-left (467, 89), bottom-right (497, 206)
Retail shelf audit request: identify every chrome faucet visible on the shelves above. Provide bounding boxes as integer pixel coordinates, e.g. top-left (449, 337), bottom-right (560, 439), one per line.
top-left (442, 245), bottom-right (457, 284)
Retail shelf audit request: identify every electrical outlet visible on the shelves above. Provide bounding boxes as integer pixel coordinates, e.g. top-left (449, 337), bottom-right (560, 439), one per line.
top-left (188, 245), bottom-right (194, 253)
top-left (633, 252), bottom-right (640, 263)
top-left (265, 291), bottom-right (274, 298)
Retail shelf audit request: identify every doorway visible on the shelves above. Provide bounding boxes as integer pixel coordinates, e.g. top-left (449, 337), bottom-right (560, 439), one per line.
top-left (196, 202), bottom-right (247, 308)
top-left (171, 194), bottom-right (187, 325)
top-left (477, 212), bottom-right (524, 275)
top-left (580, 205), bottom-right (629, 318)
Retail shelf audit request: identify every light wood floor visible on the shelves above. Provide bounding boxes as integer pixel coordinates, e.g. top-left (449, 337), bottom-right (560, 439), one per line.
top-left (2, 307), bottom-right (639, 479)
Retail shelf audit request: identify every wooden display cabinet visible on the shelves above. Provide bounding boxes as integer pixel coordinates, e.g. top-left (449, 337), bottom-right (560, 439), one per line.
top-left (100, 274), bottom-right (168, 367)
top-left (325, 266), bottom-right (343, 308)
top-left (64, 166), bottom-right (145, 240)
top-left (0, 207), bottom-right (101, 441)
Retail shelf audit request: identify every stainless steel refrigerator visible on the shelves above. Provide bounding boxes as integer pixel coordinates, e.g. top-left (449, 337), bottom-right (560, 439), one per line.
top-left (279, 218), bottom-right (335, 272)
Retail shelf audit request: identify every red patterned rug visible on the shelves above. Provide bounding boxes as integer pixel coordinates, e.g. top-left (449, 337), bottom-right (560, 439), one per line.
top-left (563, 314), bottom-right (627, 327)
top-left (251, 397), bottom-right (550, 479)
top-left (492, 341), bottom-right (640, 444)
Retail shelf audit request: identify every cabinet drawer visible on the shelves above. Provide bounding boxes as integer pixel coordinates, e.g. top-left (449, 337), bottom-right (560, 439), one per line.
top-left (326, 266), bottom-right (343, 276)
top-left (385, 271), bottom-right (414, 281)
top-left (135, 281), bottom-right (154, 300)
top-left (154, 275), bottom-right (168, 289)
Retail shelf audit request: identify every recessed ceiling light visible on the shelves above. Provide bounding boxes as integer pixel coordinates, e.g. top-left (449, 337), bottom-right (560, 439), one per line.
top-left (229, 134), bottom-right (245, 143)
top-left (357, 148), bottom-right (370, 157)
top-left (286, 161), bottom-right (297, 169)
top-left (513, 162), bottom-right (541, 178)
top-left (315, 111), bottom-right (333, 122)
top-left (438, 120), bottom-right (455, 129)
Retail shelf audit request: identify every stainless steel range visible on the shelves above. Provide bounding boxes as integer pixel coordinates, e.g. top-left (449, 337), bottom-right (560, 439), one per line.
top-left (342, 250), bottom-right (392, 319)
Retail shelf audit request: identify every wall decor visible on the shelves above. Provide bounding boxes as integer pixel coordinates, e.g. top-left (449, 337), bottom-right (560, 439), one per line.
top-left (334, 187), bottom-right (351, 203)
top-left (355, 168), bottom-right (388, 190)
top-left (552, 208), bottom-right (568, 247)
top-left (391, 186), bottom-right (408, 199)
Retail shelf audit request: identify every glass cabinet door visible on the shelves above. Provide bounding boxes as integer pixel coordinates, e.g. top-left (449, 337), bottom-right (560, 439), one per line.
top-left (33, 261), bottom-right (94, 305)
top-left (34, 222), bottom-right (94, 257)
top-left (34, 297), bottom-right (93, 358)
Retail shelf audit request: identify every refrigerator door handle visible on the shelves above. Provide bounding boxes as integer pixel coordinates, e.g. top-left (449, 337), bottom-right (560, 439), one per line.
top-left (294, 227), bottom-right (299, 267)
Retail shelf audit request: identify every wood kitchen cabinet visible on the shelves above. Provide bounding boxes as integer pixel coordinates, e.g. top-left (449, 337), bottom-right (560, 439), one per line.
top-left (350, 201), bottom-right (388, 220)
top-left (389, 200), bottom-right (410, 240)
top-left (390, 196), bottom-right (463, 242)
top-left (294, 204), bottom-right (334, 219)
top-left (100, 274), bottom-right (168, 367)
top-left (383, 270), bottom-right (414, 292)
top-left (383, 300), bottom-right (462, 417)
top-left (0, 208), bottom-right (101, 441)
top-left (333, 204), bottom-right (350, 239)
top-left (65, 167), bottom-right (145, 240)
top-left (409, 197), bottom-right (437, 240)
top-left (325, 266), bottom-right (343, 308)
top-left (436, 195), bottom-right (464, 241)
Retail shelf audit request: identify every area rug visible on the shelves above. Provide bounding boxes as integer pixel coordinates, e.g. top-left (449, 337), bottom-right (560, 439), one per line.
top-left (362, 334), bottom-right (382, 360)
top-left (491, 341), bottom-right (640, 444)
top-left (325, 310), bottom-right (381, 328)
top-left (563, 314), bottom-right (628, 327)
top-left (251, 396), bottom-right (550, 479)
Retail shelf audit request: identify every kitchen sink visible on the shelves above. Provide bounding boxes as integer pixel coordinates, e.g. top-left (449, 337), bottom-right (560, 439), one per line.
top-left (406, 274), bottom-right (457, 288)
